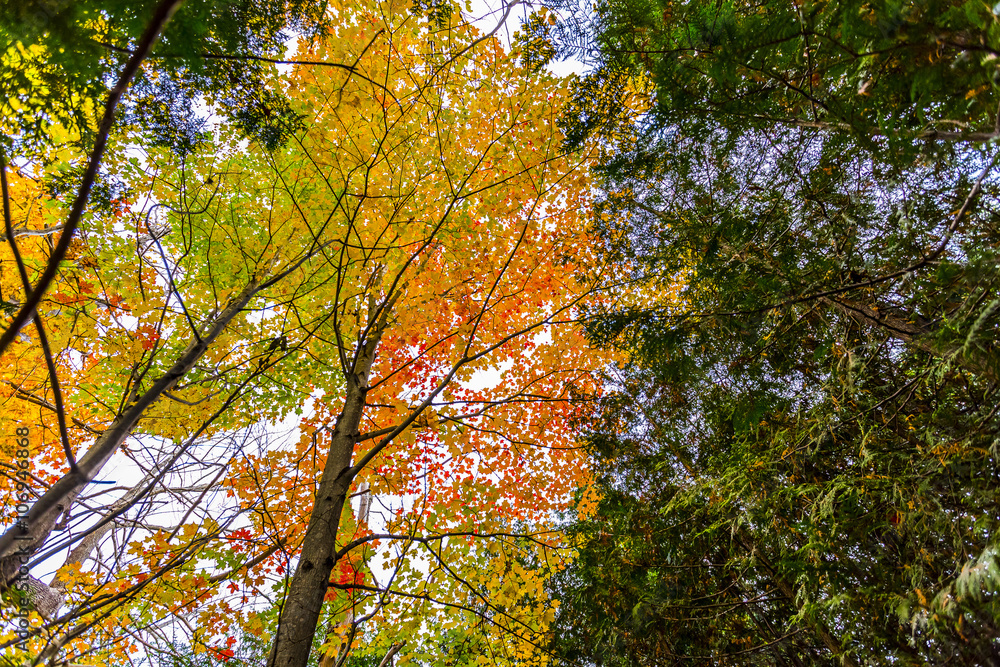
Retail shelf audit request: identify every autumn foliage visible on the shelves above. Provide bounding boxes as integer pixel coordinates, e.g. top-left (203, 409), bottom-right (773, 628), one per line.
top-left (0, 0), bottom-right (610, 665)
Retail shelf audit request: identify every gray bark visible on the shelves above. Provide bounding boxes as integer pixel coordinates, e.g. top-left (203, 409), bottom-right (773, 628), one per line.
top-left (267, 321), bottom-right (385, 667)
top-left (0, 281), bottom-right (259, 588)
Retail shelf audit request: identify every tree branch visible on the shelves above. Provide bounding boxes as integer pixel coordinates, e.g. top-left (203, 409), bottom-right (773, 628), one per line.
top-left (0, 0), bottom-right (185, 357)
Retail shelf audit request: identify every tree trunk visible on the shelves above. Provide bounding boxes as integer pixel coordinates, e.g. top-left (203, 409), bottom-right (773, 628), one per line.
top-left (0, 282), bottom-right (259, 587)
top-left (737, 532), bottom-right (858, 667)
top-left (267, 327), bottom-right (384, 667)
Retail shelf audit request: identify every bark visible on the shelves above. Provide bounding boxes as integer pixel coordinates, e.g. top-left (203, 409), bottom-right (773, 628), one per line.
top-left (317, 483), bottom-right (371, 667)
top-left (26, 469), bottom-right (204, 619)
top-left (0, 281), bottom-right (259, 587)
top-left (375, 643), bottom-right (406, 667)
top-left (267, 323), bottom-right (386, 667)
top-left (21, 488), bottom-right (142, 621)
top-left (25, 574), bottom-right (62, 620)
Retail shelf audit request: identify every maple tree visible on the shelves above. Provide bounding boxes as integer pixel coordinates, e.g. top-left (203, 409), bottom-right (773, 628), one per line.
top-left (0, 1), bottom-right (610, 665)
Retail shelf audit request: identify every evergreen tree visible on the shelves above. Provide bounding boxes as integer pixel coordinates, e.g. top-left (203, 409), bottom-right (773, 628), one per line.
top-left (550, 0), bottom-right (1000, 662)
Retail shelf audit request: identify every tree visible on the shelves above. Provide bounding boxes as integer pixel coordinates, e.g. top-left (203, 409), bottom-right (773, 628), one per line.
top-left (545, 0), bottom-right (1000, 663)
top-left (1, 1), bottom-right (608, 665)
top-left (251, 6), bottom-right (607, 663)
top-left (551, 129), bottom-right (1000, 665)
top-left (556, 0), bottom-right (1000, 146)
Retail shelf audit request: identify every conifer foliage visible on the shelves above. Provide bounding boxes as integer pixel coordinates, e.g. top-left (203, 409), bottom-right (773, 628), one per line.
top-left (549, 0), bottom-right (1000, 663)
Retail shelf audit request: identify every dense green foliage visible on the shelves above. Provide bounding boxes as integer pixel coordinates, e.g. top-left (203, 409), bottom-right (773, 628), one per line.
top-left (560, 0), bottom-right (1000, 146)
top-left (0, 0), bottom-right (319, 156)
top-left (549, 0), bottom-right (1000, 663)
